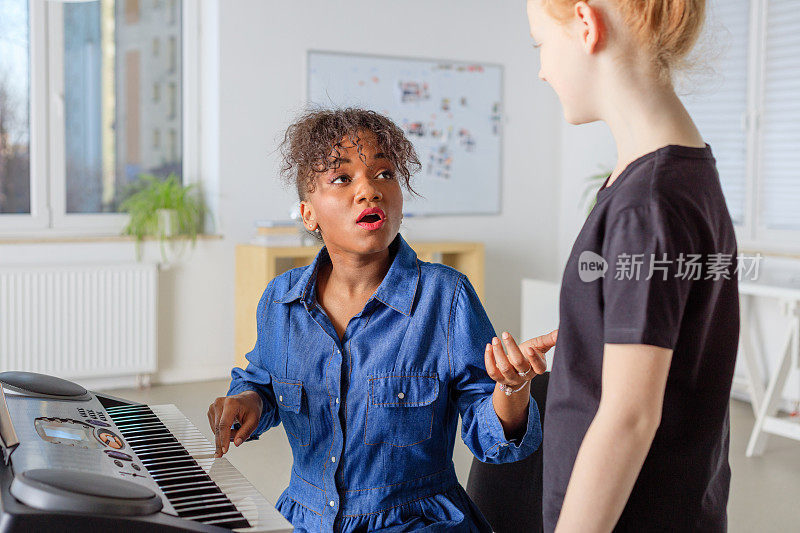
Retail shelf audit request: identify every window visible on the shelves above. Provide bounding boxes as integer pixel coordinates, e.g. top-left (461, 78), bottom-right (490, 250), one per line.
top-left (0, 0), bottom-right (193, 233)
top-left (124, 0), bottom-right (139, 25)
top-left (760, 0), bottom-right (800, 232)
top-left (168, 35), bottom-right (177, 72)
top-left (0, 0), bottom-right (31, 215)
top-left (683, 0), bottom-right (800, 247)
top-left (168, 82), bottom-right (177, 119)
top-left (168, 129), bottom-right (177, 162)
top-left (167, 0), bottom-right (177, 25)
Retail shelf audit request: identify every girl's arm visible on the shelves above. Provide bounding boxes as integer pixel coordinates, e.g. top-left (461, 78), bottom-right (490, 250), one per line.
top-left (555, 343), bottom-right (672, 533)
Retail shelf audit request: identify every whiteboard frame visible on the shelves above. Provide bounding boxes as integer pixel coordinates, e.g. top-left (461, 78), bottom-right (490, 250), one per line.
top-left (304, 49), bottom-right (504, 218)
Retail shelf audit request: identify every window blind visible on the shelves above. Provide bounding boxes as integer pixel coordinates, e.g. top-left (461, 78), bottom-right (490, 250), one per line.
top-left (760, 0), bottom-right (800, 231)
top-left (682, 0), bottom-right (751, 226)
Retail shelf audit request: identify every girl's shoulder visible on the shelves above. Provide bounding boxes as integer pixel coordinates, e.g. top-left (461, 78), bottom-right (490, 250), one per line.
top-left (602, 144), bottom-right (721, 221)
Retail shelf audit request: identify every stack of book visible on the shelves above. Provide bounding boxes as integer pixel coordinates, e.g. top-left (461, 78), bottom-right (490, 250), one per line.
top-left (250, 220), bottom-right (303, 246)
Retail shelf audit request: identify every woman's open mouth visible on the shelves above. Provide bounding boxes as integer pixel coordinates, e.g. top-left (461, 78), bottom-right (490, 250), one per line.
top-left (356, 207), bottom-right (386, 231)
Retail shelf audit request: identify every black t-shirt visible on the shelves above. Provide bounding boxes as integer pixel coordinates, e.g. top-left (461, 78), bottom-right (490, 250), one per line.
top-left (543, 144), bottom-right (739, 532)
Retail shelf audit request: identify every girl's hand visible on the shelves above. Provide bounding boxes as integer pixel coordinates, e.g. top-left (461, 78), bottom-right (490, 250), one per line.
top-left (485, 331), bottom-right (553, 389)
top-left (520, 329), bottom-right (558, 363)
top-left (207, 390), bottom-right (263, 457)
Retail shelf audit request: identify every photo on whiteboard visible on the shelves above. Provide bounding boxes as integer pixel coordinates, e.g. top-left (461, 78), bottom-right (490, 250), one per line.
top-left (428, 145), bottom-right (453, 180)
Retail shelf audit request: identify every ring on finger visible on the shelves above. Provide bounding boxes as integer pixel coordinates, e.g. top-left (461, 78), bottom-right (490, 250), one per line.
top-left (518, 367), bottom-right (533, 377)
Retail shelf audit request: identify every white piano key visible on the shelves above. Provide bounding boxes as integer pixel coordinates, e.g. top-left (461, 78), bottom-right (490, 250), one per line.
top-left (106, 403), bottom-right (291, 532)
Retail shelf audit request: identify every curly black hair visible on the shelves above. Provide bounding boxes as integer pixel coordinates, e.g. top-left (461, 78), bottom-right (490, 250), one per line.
top-left (280, 107), bottom-right (421, 200)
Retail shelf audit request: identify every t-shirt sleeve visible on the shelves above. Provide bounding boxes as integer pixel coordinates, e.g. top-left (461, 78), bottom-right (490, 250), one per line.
top-left (601, 205), bottom-right (694, 349)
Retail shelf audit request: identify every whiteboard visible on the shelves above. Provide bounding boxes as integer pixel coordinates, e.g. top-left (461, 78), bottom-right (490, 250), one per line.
top-left (307, 51), bottom-right (503, 216)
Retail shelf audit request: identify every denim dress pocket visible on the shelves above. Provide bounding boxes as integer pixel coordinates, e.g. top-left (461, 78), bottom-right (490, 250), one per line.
top-left (365, 374), bottom-right (439, 447)
top-left (272, 378), bottom-right (311, 446)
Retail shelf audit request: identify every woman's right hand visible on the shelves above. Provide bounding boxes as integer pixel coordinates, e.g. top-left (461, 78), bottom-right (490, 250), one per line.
top-left (207, 390), bottom-right (263, 457)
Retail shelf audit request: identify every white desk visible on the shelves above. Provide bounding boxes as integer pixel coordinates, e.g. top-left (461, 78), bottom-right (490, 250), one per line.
top-left (739, 268), bottom-right (800, 456)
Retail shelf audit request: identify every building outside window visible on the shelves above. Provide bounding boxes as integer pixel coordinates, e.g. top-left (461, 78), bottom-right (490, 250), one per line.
top-left (0, 0), bottom-right (185, 231)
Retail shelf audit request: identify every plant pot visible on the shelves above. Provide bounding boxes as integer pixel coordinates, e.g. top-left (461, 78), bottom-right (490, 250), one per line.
top-left (157, 208), bottom-right (178, 239)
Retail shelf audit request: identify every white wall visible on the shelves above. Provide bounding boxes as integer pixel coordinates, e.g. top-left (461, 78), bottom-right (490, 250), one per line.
top-left (0, 0), bottom-right (564, 386)
top-left (556, 121), bottom-right (615, 271)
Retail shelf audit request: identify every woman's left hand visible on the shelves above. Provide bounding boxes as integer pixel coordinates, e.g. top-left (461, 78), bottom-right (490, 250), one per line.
top-left (485, 331), bottom-right (548, 389)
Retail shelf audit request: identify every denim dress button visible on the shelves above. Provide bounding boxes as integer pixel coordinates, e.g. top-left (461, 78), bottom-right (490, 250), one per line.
top-left (397, 392), bottom-right (405, 399)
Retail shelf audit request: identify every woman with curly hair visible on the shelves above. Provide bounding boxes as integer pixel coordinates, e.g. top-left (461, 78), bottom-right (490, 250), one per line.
top-left (207, 108), bottom-right (551, 532)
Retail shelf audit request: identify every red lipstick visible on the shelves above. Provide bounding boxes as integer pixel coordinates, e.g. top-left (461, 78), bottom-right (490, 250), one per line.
top-left (356, 207), bottom-right (386, 230)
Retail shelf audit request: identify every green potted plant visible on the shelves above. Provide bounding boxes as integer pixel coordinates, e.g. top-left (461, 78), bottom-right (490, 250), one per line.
top-left (120, 173), bottom-right (205, 261)
top-left (580, 167), bottom-right (612, 215)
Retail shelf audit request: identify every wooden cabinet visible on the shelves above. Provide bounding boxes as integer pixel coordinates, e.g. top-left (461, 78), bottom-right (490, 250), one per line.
top-left (234, 241), bottom-right (485, 368)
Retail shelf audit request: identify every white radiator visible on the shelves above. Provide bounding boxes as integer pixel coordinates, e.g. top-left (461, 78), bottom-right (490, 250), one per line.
top-left (0, 263), bottom-right (157, 379)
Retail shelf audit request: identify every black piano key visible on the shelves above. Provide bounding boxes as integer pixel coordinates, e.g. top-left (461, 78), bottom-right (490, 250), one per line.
top-left (105, 405), bottom-right (251, 529)
top-left (152, 474), bottom-right (210, 487)
top-left (140, 452), bottom-right (195, 463)
top-left (205, 517), bottom-right (252, 529)
top-left (172, 500), bottom-right (236, 513)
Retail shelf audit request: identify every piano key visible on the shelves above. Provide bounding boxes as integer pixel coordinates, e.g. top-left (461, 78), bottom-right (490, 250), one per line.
top-left (105, 405), bottom-right (251, 528)
top-left (103, 403), bottom-right (289, 532)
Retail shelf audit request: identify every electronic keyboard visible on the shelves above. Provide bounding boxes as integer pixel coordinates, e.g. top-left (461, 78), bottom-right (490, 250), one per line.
top-left (0, 371), bottom-right (292, 532)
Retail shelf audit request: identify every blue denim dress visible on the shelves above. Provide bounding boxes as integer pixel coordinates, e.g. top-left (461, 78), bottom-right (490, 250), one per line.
top-left (229, 235), bottom-right (541, 532)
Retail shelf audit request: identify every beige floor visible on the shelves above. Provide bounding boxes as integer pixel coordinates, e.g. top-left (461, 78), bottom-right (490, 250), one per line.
top-left (104, 380), bottom-right (800, 532)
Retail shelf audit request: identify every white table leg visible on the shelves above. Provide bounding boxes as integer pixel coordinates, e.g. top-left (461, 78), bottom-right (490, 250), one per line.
top-left (740, 294), bottom-right (765, 415)
top-left (746, 301), bottom-right (800, 457)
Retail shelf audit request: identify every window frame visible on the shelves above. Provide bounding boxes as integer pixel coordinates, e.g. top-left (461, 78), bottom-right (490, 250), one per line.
top-left (0, 0), bottom-right (49, 231)
top-left (733, 0), bottom-right (800, 252)
top-left (0, 0), bottom-right (200, 237)
top-left (749, 0), bottom-right (800, 251)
